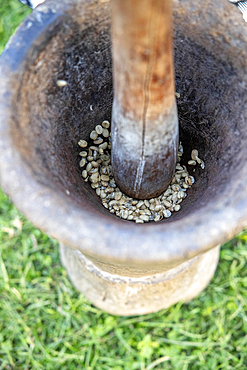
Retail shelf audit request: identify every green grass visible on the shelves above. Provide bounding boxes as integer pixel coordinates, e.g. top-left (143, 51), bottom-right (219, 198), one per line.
top-left (0, 0), bottom-right (31, 54)
top-left (0, 2), bottom-right (247, 369)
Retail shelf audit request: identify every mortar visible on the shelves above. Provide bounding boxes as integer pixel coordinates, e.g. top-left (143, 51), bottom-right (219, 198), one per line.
top-left (0, 0), bottom-right (247, 315)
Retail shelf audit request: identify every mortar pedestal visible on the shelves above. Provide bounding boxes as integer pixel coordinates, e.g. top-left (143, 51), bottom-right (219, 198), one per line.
top-left (60, 244), bottom-right (220, 315)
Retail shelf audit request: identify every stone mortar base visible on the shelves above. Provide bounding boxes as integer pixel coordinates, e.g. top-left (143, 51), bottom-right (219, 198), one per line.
top-left (60, 244), bottom-right (220, 316)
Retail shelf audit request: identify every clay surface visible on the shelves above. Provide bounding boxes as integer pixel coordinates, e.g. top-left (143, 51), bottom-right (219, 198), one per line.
top-left (60, 244), bottom-right (220, 315)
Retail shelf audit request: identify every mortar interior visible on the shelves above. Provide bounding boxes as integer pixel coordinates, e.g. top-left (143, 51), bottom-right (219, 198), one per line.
top-left (10, 11), bottom-right (247, 228)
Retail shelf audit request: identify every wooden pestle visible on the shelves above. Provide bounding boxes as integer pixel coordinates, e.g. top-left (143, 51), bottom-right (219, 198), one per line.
top-left (111, 0), bottom-right (178, 199)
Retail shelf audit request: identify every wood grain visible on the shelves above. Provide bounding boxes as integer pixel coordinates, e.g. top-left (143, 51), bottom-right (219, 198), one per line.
top-left (111, 0), bottom-right (178, 199)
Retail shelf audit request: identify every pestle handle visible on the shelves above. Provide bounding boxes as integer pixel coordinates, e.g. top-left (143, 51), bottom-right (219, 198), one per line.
top-left (111, 0), bottom-right (178, 199)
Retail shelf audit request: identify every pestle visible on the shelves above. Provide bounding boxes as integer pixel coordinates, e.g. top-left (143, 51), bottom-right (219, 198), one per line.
top-left (111, 0), bottom-right (178, 199)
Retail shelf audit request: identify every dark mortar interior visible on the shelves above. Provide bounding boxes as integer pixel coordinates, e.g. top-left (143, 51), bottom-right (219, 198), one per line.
top-left (12, 13), bottom-right (247, 224)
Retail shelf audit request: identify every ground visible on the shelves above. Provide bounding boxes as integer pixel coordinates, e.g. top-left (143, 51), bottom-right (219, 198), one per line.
top-left (0, 2), bottom-right (247, 369)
